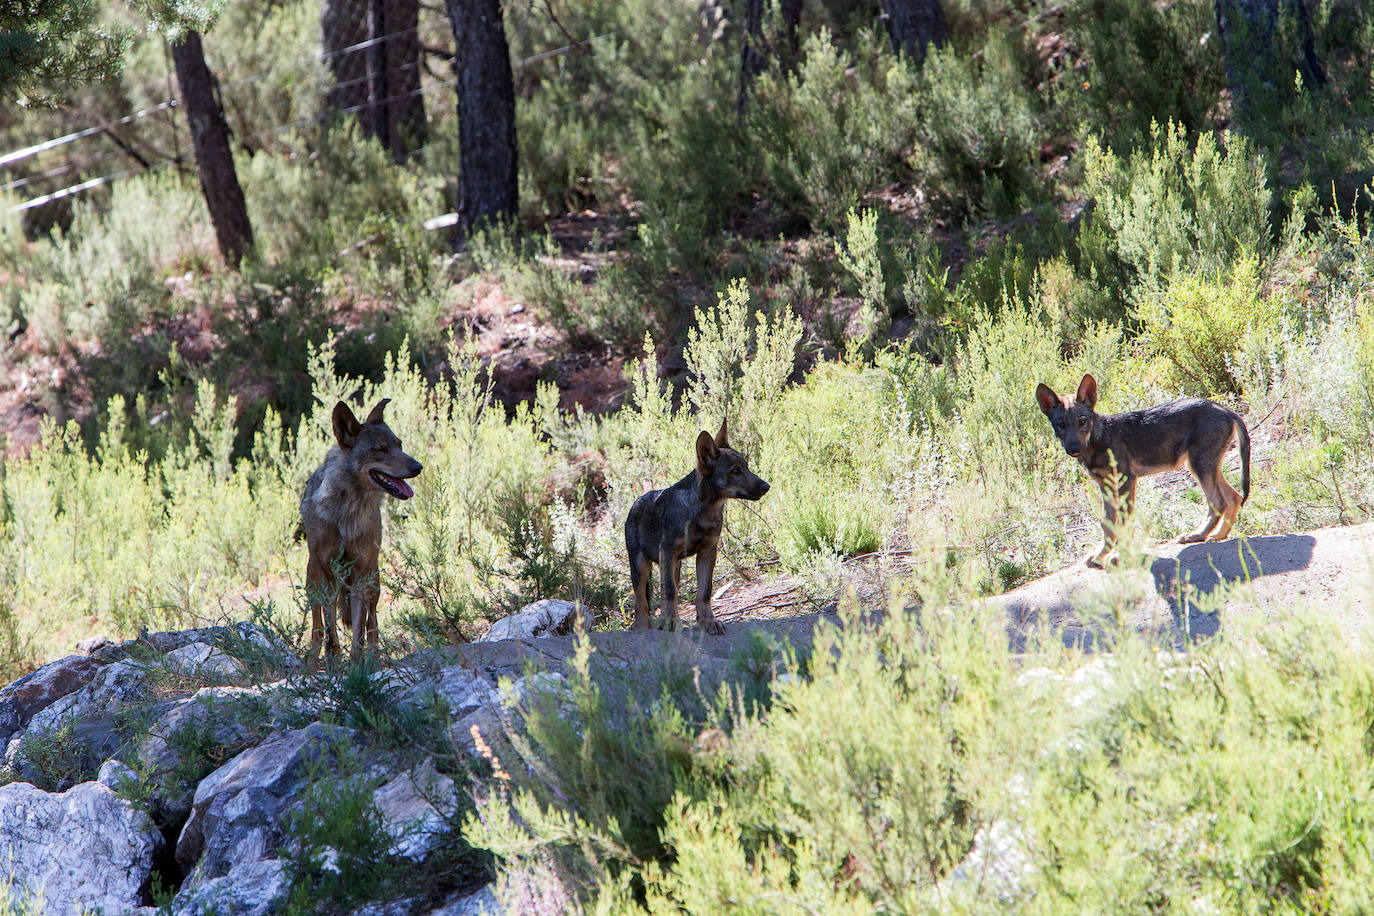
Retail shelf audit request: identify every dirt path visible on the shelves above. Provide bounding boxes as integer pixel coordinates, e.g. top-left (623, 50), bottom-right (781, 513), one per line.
top-left (450, 524), bottom-right (1374, 675)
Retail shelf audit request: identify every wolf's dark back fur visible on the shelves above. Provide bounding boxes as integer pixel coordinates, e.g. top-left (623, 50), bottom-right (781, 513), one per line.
top-left (1036, 374), bottom-right (1250, 566)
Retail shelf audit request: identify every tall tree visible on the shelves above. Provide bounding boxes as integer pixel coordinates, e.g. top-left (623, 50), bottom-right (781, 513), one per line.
top-left (322, 0), bottom-right (426, 162)
top-left (170, 29), bottom-right (254, 266)
top-left (1214, 0), bottom-right (1325, 118)
top-left (445, 0), bottom-right (518, 247)
top-left (738, 0), bottom-right (767, 112)
top-left (137, 2), bottom-right (254, 267)
top-left (881, 0), bottom-right (948, 62)
top-left (321, 0), bottom-right (368, 116)
top-left (0, 0), bottom-right (128, 106)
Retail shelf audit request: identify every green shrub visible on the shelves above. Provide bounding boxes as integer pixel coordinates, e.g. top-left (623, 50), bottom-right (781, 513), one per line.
top-left (284, 757), bottom-right (392, 912)
top-left (1078, 122), bottom-right (1272, 295)
top-left (914, 35), bottom-right (1042, 216)
top-left (947, 300), bottom-right (1123, 483)
top-left (463, 639), bottom-right (705, 903)
top-left (1066, 0), bottom-right (1224, 148)
top-left (604, 604), bottom-right (1018, 914)
top-left (835, 206), bottom-right (887, 346)
top-left (1136, 257), bottom-right (1284, 398)
top-left (748, 30), bottom-right (919, 227)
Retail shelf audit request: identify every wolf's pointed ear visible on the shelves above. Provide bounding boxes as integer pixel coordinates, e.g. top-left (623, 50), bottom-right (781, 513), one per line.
top-left (714, 418), bottom-right (729, 449)
top-left (1076, 374), bottom-right (1098, 409)
top-left (1035, 383), bottom-right (1060, 417)
top-left (364, 398), bottom-right (391, 426)
top-left (696, 430), bottom-right (719, 475)
top-left (332, 401), bottom-right (362, 449)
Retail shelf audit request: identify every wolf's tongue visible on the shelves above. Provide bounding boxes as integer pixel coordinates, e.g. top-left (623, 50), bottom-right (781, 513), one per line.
top-left (392, 477), bottom-right (414, 500)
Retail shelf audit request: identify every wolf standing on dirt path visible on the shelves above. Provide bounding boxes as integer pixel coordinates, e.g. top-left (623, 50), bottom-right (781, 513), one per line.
top-left (301, 398), bottom-right (423, 664)
top-left (1036, 374), bottom-right (1251, 569)
top-left (625, 421), bottom-right (770, 635)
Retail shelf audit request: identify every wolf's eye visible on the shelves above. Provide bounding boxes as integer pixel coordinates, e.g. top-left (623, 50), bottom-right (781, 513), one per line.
top-left (729, 466), bottom-right (741, 478)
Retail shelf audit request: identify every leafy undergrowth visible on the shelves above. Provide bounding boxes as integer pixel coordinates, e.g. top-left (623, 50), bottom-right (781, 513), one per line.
top-left (472, 582), bottom-right (1374, 914)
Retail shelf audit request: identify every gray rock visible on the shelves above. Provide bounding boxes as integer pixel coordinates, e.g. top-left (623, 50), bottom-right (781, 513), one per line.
top-left (18, 660), bottom-right (151, 740)
top-left (0, 780), bottom-right (164, 916)
top-left (402, 664), bottom-right (499, 717)
top-left (137, 686), bottom-right (280, 823)
top-left (480, 599), bottom-right (586, 641)
top-left (177, 722), bottom-right (354, 885)
top-left (170, 858), bottom-right (290, 916)
top-left (374, 758), bottom-right (458, 860)
top-left (351, 897), bottom-right (419, 916)
top-left (427, 886), bottom-right (500, 915)
top-left (164, 642), bottom-right (246, 680)
top-left (5, 660), bottom-right (155, 788)
top-left (939, 819), bottom-right (1036, 904)
top-left (0, 653), bottom-right (107, 747)
top-left (97, 757), bottom-right (138, 790)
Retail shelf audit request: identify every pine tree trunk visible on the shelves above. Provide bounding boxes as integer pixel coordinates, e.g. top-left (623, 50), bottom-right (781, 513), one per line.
top-left (881, 0), bottom-right (948, 63)
top-left (445, 0), bottom-right (518, 247)
top-left (171, 30), bottom-right (253, 267)
top-left (383, 0), bottom-right (426, 160)
top-left (323, 0), bottom-right (425, 161)
top-left (780, 0), bottom-right (803, 52)
top-left (1215, 0), bottom-right (1325, 117)
top-left (738, 0), bottom-right (767, 113)
top-left (321, 0), bottom-right (368, 116)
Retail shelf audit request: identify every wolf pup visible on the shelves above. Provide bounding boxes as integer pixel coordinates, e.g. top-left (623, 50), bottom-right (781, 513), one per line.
top-left (300, 398), bottom-right (422, 663)
top-left (1036, 374), bottom-right (1250, 568)
top-left (625, 421), bottom-right (769, 635)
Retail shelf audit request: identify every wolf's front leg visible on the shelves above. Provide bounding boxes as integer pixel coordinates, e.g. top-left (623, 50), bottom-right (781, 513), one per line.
top-left (695, 550), bottom-right (724, 635)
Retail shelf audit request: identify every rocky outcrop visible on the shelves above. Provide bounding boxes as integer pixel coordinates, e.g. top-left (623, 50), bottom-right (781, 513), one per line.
top-left (373, 758), bottom-right (459, 860)
top-left (0, 601), bottom-right (835, 916)
top-left (176, 721), bottom-right (355, 885)
top-left (0, 779), bottom-right (164, 915)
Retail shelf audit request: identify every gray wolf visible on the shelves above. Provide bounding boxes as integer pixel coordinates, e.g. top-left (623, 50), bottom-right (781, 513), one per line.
top-left (300, 398), bottom-right (422, 663)
top-left (624, 421), bottom-right (769, 634)
top-left (1035, 374), bottom-right (1250, 568)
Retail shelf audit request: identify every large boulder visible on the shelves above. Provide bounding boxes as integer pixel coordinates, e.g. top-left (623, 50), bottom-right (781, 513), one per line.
top-left (5, 660), bottom-right (154, 788)
top-left (177, 722), bottom-right (354, 886)
top-left (0, 654), bottom-right (107, 748)
top-left (163, 641), bottom-right (246, 681)
top-left (0, 780), bottom-right (164, 915)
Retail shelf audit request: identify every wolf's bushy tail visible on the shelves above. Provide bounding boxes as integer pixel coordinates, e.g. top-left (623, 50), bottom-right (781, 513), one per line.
top-left (1237, 418), bottom-right (1251, 504)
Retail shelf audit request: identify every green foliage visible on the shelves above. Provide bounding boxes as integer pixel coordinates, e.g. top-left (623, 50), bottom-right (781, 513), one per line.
top-left (835, 207), bottom-right (887, 346)
top-left (1137, 257), bottom-right (1284, 398)
top-left (948, 300), bottom-right (1122, 484)
top-left (284, 756), bottom-right (392, 912)
top-left (682, 278), bottom-right (804, 460)
top-left (0, 0), bottom-right (129, 106)
top-left (914, 35), bottom-right (1042, 215)
top-left (748, 31), bottom-right (920, 228)
top-left (5, 719), bottom-right (94, 792)
top-left (463, 639), bottom-right (704, 901)
top-left (1079, 122), bottom-right (1273, 295)
top-left (1066, 0), bottom-right (1224, 148)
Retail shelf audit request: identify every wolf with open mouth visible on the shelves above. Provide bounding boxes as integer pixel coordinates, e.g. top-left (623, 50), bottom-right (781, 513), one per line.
top-left (300, 398), bottom-right (423, 664)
